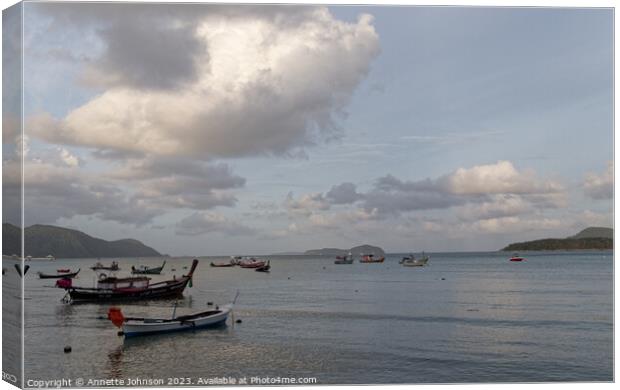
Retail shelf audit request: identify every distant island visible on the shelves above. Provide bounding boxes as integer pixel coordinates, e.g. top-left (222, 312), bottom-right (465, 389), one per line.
top-left (502, 227), bottom-right (613, 251)
top-left (2, 223), bottom-right (161, 258)
top-left (304, 244), bottom-right (385, 257)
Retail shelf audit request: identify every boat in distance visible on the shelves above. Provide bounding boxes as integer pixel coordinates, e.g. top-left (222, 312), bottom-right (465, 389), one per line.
top-left (38, 269), bottom-right (81, 279)
top-left (255, 261), bottom-right (271, 272)
top-left (400, 253), bottom-right (430, 267)
top-left (359, 254), bottom-right (385, 263)
top-left (334, 254), bottom-right (354, 264)
top-left (131, 261), bottom-right (166, 274)
top-left (61, 260), bottom-right (198, 303)
top-left (108, 304), bottom-right (231, 338)
top-left (91, 261), bottom-right (120, 271)
top-left (510, 253), bottom-right (525, 262)
top-left (210, 260), bottom-right (236, 267)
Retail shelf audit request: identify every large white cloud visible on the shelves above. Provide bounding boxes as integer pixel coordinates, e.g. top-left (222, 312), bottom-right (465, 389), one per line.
top-left (29, 7), bottom-right (380, 159)
top-left (440, 160), bottom-right (563, 195)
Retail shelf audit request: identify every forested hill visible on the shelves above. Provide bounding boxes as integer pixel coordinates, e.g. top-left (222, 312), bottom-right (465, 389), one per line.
top-left (2, 223), bottom-right (161, 258)
top-left (502, 227), bottom-right (613, 251)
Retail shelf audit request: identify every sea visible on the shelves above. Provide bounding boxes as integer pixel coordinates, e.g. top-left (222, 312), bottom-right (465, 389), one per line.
top-left (6, 251), bottom-right (614, 385)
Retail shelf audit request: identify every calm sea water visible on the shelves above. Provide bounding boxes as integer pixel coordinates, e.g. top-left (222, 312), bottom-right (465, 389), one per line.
top-left (18, 251), bottom-right (613, 385)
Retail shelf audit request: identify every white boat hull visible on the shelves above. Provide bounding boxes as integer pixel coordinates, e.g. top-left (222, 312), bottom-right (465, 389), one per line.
top-left (122, 305), bottom-right (231, 337)
top-left (402, 257), bottom-right (429, 267)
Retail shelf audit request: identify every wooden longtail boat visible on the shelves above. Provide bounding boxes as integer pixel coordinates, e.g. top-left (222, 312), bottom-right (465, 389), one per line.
top-left (334, 254), bottom-right (354, 264)
top-left (359, 254), bottom-right (385, 263)
top-left (108, 304), bottom-right (231, 338)
top-left (62, 260), bottom-right (198, 303)
top-left (239, 259), bottom-right (266, 268)
top-left (210, 261), bottom-right (235, 267)
top-left (131, 261), bottom-right (166, 274)
top-left (38, 269), bottom-right (80, 279)
top-left (255, 261), bottom-right (271, 272)
top-left (91, 261), bottom-right (120, 271)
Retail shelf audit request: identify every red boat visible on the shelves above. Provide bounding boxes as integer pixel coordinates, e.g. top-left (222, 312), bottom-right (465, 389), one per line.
top-left (57, 269), bottom-right (70, 273)
top-left (509, 253), bottom-right (525, 262)
top-left (359, 254), bottom-right (385, 263)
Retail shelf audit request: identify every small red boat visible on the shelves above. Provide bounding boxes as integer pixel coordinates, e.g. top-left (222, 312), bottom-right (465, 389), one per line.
top-left (359, 254), bottom-right (385, 263)
top-left (509, 253), bottom-right (524, 262)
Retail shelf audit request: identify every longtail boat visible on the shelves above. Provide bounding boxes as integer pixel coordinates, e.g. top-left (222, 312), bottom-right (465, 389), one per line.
top-left (255, 261), bottom-right (271, 272)
top-left (131, 261), bottom-right (166, 274)
top-left (359, 254), bottom-right (385, 263)
top-left (62, 260), bottom-right (198, 303)
top-left (108, 304), bottom-right (231, 337)
top-left (210, 260), bottom-right (235, 267)
top-left (239, 259), bottom-right (266, 268)
top-left (91, 261), bottom-right (120, 271)
top-left (335, 254), bottom-right (354, 264)
top-left (38, 269), bottom-right (80, 279)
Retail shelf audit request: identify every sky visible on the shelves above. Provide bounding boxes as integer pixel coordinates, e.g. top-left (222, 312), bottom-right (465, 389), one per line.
top-left (2, 2), bottom-right (614, 255)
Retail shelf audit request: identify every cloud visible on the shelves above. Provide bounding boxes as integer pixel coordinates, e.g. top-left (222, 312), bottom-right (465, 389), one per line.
top-left (325, 182), bottom-right (362, 204)
top-left (285, 192), bottom-right (331, 216)
top-left (2, 160), bottom-right (161, 226)
top-left (107, 156), bottom-right (245, 211)
top-left (82, 17), bottom-right (206, 90)
top-left (469, 216), bottom-right (564, 234)
top-left (175, 212), bottom-right (255, 236)
top-left (29, 6), bottom-right (380, 159)
top-left (439, 160), bottom-right (563, 195)
top-left (583, 161), bottom-right (613, 199)
top-left (58, 147), bottom-right (80, 167)
top-left (455, 194), bottom-right (531, 221)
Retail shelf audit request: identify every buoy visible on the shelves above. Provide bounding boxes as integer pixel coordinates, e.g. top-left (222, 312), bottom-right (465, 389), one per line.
top-left (235, 319), bottom-right (242, 324)
top-left (441, 277), bottom-right (446, 281)
top-left (64, 346), bottom-right (72, 353)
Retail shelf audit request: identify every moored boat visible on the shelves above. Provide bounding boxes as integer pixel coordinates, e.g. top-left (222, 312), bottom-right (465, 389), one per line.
top-left (210, 260), bottom-right (236, 267)
top-left (334, 253), bottom-right (354, 264)
top-left (359, 254), bottom-right (385, 263)
top-left (57, 269), bottom-right (70, 273)
top-left (400, 253), bottom-right (429, 267)
top-left (509, 253), bottom-right (524, 262)
top-left (255, 261), bottom-right (271, 272)
top-left (108, 304), bottom-right (231, 338)
top-left (62, 259), bottom-right (198, 303)
top-left (239, 258), bottom-right (266, 268)
top-left (38, 269), bottom-right (80, 279)
top-left (91, 261), bottom-right (120, 271)
top-left (131, 261), bottom-right (166, 274)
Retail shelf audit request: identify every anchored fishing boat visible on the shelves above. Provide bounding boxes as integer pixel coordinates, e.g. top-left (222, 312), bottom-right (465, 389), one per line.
top-left (108, 292), bottom-right (239, 337)
top-left (400, 253), bottom-right (429, 267)
top-left (239, 258), bottom-right (266, 268)
top-left (509, 253), bottom-right (525, 262)
top-left (131, 261), bottom-right (166, 274)
top-left (255, 261), bottom-right (271, 272)
top-left (359, 254), bottom-right (385, 263)
top-left (61, 260), bottom-right (198, 303)
top-left (38, 269), bottom-right (80, 279)
top-left (334, 254), bottom-right (354, 264)
top-left (210, 260), bottom-right (236, 267)
top-left (108, 305), bottom-right (231, 338)
top-left (91, 261), bottom-right (120, 271)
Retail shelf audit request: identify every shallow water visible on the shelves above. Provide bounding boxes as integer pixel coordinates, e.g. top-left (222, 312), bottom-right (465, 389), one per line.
top-left (20, 251), bottom-right (613, 385)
